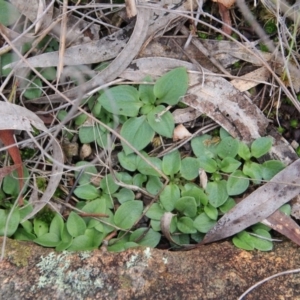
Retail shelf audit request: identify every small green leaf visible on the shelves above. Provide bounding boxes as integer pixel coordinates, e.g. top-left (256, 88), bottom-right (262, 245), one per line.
top-left (262, 160), bottom-right (285, 180)
top-left (204, 204), bottom-right (218, 220)
top-left (145, 203), bottom-right (165, 220)
top-left (0, 0), bottom-right (20, 26)
top-left (219, 197), bottom-right (236, 213)
top-left (49, 214), bottom-right (64, 238)
top-left (130, 228), bottom-right (161, 247)
top-left (14, 228), bottom-right (36, 241)
top-left (121, 116), bottom-right (155, 155)
top-left (175, 197), bottom-right (197, 217)
top-left (67, 235), bottom-right (95, 251)
top-left (0, 208), bottom-right (20, 237)
top-left (146, 175), bottom-right (163, 195)
top-left (133, 173), bottom-right (147, 187)
top-left (114, 188), bottom-right (135, 204)
top-left (180, 157), bottom-right (200, 180)
top-left (197, 156), bottom-right (218, 173)
top-left (227, 170), bottom-right (249, 196)
top-left (232, 231), bottom-right (254, 250)
top-left (220, 157), bottom-right (241, 173)
top-left (191, 135), bottom-right (218, 158)
top-left (216, 137), bottom-right (239, 159)
top-left (243, 161), bottom-right (263, 184)
top-left (81, 199), bottom-right (106, 215)
top-left (1, 53), bottom-right (17, 76)
top-left (114, 200), bottom-right (143, 229)
top-left (150, 219), bottom-right (161, 231)
top-left (162, 150), bottom-right (181, 176)
top-left (154, 67), bottom-right (188, 105)
top-left (66, 212), bottom-right (87, 237)
top-left (279, 204), bottom-right (291, 216)
top-left (3, 168), bottom-right (29, 196)
top-left (78, 126), bottom-right (96, 143)
top-left (24, 77), bottom-right (43, 99)
top-left (159, 183), bottom-right (180, 211)
top-left (206, 180), bottom-right (228, 207)
top-left (40, 67), bottom-right (57, 81)
top-left (177, 217), bottom-right (197, 234)
top-left (33, 219), bottom-right (48, 237)
top-left (137, 154), bottom-right (162, 176)
top-left (193, 213), bottom-right (217, 233)
top-left (147, 105), bottom-right (174, 138)
top-left (250, 229), bottom-right (273, 251)
top-left (98, 85), bottom-right (141, 116)
top-left (139, 76), bottom-right (155, 104)
top-left (118, 152), bottom-right (137, 172)
top-left (74, 184), bottom-right (100, 200)
top-left (182, 183), bottom-right (208, 206)
top-left (100, 174), bottom-right (119, 194)
top-left (74, 161), bottom-right (98, 185)
top-left (238, 142), bottom-right (251, 161)
top-left (34, 233), bottom-right (60, 247)
top-left (251, 137), bottom-right (273, 158)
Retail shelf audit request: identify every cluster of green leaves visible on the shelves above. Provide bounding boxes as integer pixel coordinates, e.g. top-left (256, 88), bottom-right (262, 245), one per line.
top-left (143, 128), bottom-right (287, 250)
top-left (79, 67), bottom-right (188, 152)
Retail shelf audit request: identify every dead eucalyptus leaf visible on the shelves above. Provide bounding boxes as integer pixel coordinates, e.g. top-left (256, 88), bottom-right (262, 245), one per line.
top-left (212, 0), bottom-right (235, 8)
top-left (202, 158), bottom-right (300, 244)
top-left (262, 210), bottom-right (300, 246)
top-left (160, 212), bottom-right (182, 247)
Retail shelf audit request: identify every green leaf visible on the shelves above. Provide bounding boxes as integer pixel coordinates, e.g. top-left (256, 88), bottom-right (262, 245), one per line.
top-left (118, 152), bottom-right (137, 172)
top-left (24, 77), bottom-right (43, 99)
top-left (206, 180), bottom-right (228, 207)
top-left (182, 183), bottom-right (208, 206)
top-left (121, 116), bottom-right (155, 155)
top-left (14, 228), bottom-right (36, 241)
top-left (34, 233), bottom-right (61, 247)
top-left (147, 105), bottom-right (174, 138)
top-left (177, 217), bottom-right (197, 234)
top-left (251, 137), bottom-right (272, 158)
top-left (130, 228), bottom-right (161, 247)
top-left (175, 196), bottom-right (197, 217)
top-left (0, 0), bottom-right (20, 26)
top-left (180, 157), bottom-right (200, 180)
top-left (145, 203), bottom-right (165, 220)
top-left (162, 150), bottom-right (181, 176)
top-left (3, 168), bottom-right (29, 196)
top-left (78, 126), bottom-right (96, 143)
top-left (82, 199), bottom-right (106, 213)
top-left (67, 235), bottom-right (95, 251)
top-left (220, 157), bottom-right (241, 173)
top-left (114, 188), bottom-right (135, 204)
top-left (100, 174), bottom-right (119, 194)
top-left (243, 161), bottom-right (263, 184)
top-left (33, 219), bottom-right (48, 237)
top-left (219, 197), bottom-right (236, 213)
top-left (114, 200), bottom-right (143, 229)
top-left (74, 161), bottom-right (98, 185)
top-left (146, 175), bottom-right (163, 195)
top-left (227, 170), bottom-right (249, 196)
top-left (216, 137), bottom-right (239, 159)
top-left (197, 156), bottom-right (218, 173)
top-left (191, 135), bottom-right (218, 158)
top-left (98, 85), bottom-right (141, 116)
top-left (150, 219), bottom-right (161, 231)
top-left (279, 204), bottom-right (291, 216)
top-left (262, 160), bottom-right (285, 180)
top-left (193, 213), bottom-right (217, 233)
top-left (66, 212), bottom-right (87, 237)
top-left (154, 67), bottom-right (188, 105)
top-left (1, 53), bottom-right (17, 76)
top-left (0, 208), bottom-right (20, 237)
top-left (232, 231), bottom-right (254, 250)
top-left (219, 127), bottom-right (231, 139)
top-left (84, 228), bottom-right (105, 247)
top-left (238, 142), bottom-right (251, 161)
top-left (204, 204), bottom-right (218, 220)
top-left (137, 154), bottom-right (162, 176)
top-left (49, 214), bottom-right (64, 238)
top-left (74, 184), bottom-right (100, 200)
top-left (40, 67), bottom-right (57, 81)
top-left (133, 173), bottom-right (147, 187)
top-left (139, 76), bottom-right (155, 104)
top-left (159, 183), bottom-right (180, 211)
top-left (250, 229), bottom-right (273, 251)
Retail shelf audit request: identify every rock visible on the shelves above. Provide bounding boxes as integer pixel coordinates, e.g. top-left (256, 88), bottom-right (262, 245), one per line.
top-left (0, 237), bottom-right (300, 299)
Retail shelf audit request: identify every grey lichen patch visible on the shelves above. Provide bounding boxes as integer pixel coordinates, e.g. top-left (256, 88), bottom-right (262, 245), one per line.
top-left (32, 251), bottom-right (104, 299)
top-left (126, 248), bottom-right (153, 269)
